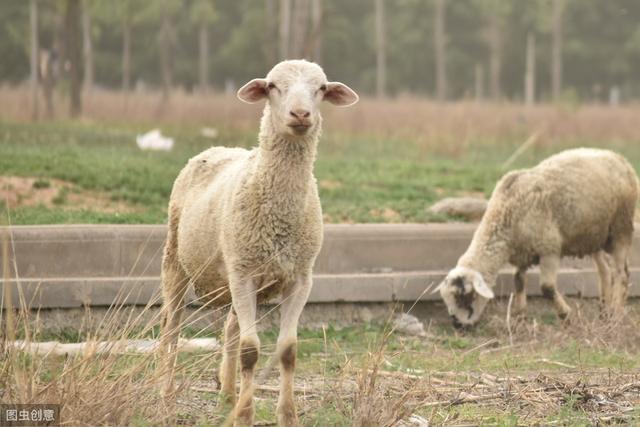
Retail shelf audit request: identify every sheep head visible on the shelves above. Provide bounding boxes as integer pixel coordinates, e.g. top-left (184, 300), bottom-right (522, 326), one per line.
top-left (237, 59), bottom-right (358, 138)
top-left (437, 266), bottom-right (494, 328)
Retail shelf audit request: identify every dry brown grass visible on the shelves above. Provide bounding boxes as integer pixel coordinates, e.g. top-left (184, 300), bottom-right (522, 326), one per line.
top-left (4, 84), bottom-right (640, 146)
top-left (3, 290), bottom-right (640, 425)
top-left (0, 229), bottom-right (222, 425)
top-left (1, 292), bottom-right (166, 424)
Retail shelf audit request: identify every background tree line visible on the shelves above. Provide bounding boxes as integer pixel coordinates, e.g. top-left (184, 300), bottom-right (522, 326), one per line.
top-left (3, 0), bottom-right (640, 118)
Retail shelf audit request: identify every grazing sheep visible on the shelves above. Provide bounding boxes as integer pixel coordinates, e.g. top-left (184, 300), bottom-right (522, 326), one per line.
top-left (158, 59), bottom-right (358, 426)
top-left (437, 148), bottom-right (638, 327)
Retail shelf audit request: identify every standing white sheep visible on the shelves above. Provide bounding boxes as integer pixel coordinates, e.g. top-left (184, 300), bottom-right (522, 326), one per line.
top-left (437, 148), bottom-right (638, 327)
top-left (157, 60), bottom-right (358, 426)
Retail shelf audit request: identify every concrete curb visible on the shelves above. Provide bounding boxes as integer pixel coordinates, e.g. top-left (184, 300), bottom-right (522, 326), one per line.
top-left (2, 224), bottom-right (639, 308)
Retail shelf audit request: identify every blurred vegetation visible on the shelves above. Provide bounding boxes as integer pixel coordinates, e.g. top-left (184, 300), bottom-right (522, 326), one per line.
top-left (1, 0), bottom-right (640, 101)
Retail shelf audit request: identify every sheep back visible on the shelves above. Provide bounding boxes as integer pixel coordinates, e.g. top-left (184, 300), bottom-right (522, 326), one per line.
top-left (485, 148), bottom-right (638, 268)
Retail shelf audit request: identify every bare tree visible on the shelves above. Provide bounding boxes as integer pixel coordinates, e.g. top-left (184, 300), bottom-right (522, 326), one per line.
top-left (41, 9), bottom-right (63, 119)
top-left (279, 0), bottom-right (291, 59)
top-left (434, 0), bottom-right (447, 101)
top-left (525, 32), bottom-right (536, 105)
top-left (265, 0), bottom-right (278, 64)
top-left (375, 0), bottom-right (386, 98)
top-left (30, 0), bottom-right (39, 120)
top-left (198, 22), bottom-right (209, 93)
top-left (122, 2), bottom-right (131, 92)
top-left (158, 0), bottom-right (175, 102)
top-left (82, 0), bottom-right (93, 95)
top-left (64, 0), bottom-right (82, 117)
top-left (551, 0), bottom-right (564, 101)
top-left (308, 0), bottom-right (322, 62)
top-left (488, 14), bottom-right (501, 100)
top-left (291, 0), bottom-right (310, 58)
top-left (474, 63), bottom-right (484, 101)
top-left (191, 0), bottom-right (216, 94)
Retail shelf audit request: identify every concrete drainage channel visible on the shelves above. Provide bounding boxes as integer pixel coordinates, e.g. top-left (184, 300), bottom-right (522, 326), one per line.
top-left (2, 224), bottom-right (640, 329)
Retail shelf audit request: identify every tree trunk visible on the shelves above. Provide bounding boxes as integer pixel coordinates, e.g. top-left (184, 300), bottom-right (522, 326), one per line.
top-left (525, 32), bottom-right (536, 105)
top-left (122, 2), bottom-right (131, 93)
top-left (434, 0), bottom-right (446, 101)
top-left (375, 0), bottom-right (386, 98)
top-left (42, 10), bottom-right (63, 118)
top-left (64, 0), bottom-right (82, 117)
top-left (265, 0), bottom-right (277, 64)
top-left (474, 63), bottom-right (484, 102)
top-left (199, 21), bottom-right (209, 93)
top-left (488, 14), bottom-right (501, 100)
top-left (30, 0), bottom-right (39, 120)
top-left (291, 0), bottom-right (310, 58)
top-left (308, 0), bottom-right (322, 62)
top-left (82, 0), bottom-right (93, 95)
top-left (158, 0), bottom-right (174, 103)
top-left (551, 0), bottom-right (564, 101)
top-left (279, 0), bottom-right (291, 59)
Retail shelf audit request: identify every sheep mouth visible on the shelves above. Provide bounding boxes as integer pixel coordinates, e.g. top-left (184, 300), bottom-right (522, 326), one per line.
top-left (288, 124), bottom-right (311, 135)
top-left (451, 315), bottom-right (474, 331)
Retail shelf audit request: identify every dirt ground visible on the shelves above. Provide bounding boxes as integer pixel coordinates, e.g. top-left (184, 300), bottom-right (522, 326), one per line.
top-left (0, 176), bottom-right (139, 213)
top-left (161, 297), bottom-right (640, 426)
top-left (7, 296), bottom-right (640, 425)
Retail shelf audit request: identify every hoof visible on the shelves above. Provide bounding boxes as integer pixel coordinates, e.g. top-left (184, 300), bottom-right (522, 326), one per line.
top-left (277, 406), bottom-right (299, 427)
top-left (217, 391), bottom-right (236, 408)
top-left (557, 310), bottom-right (572, 322)
top-left (512, 312), bottom-right (529, 326)
top-left (598, 306), bottom-right (615, 321)
top-left (233, 410), bottom-right (254, 427)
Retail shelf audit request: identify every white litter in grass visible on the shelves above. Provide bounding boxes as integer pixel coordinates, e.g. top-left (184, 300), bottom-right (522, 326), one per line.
top-left (136, 129), bottom-right (174, 151)
top-left (393, 313), bottom-right (427, 337)
top-left (11, 338), bottom-right (219, 356)
top-left (200, 126), bottom-right (219, 139)
top-left (397, 414), bottom-right (430, 427)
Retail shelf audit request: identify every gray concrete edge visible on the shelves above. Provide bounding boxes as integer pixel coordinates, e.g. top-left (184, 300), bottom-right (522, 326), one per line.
top-left (3, 269), bottom-right (639, 308)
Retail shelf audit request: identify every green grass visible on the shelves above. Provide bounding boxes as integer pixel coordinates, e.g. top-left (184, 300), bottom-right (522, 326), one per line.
top-left (4, 120), bottom-right (640, 225)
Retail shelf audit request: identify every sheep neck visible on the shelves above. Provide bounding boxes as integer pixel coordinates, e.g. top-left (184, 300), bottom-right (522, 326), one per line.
top-left (458, 221), bottom-right (510, 285)
top-left (253, 104), bottom-right (320, 212)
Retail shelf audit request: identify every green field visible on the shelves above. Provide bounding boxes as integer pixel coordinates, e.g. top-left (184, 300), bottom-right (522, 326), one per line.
top-left (3, 120), bottom-right (640, 225)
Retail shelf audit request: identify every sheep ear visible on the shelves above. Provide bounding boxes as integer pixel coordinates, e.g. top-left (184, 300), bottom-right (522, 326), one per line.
top-left (237, 78), bottom-right (268, 103)
top-left (472, 277), bottom-right (495, 299)
top-left (324, 82), bottom-right (359, 106)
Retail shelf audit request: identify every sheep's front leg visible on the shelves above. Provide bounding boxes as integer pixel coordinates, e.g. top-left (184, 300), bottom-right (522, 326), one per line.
top-left (513, 268), bottom-right (528, 315)
top-left (276, 273), bottom-right (312, 427)
top-left (593, 251), bottom-right (613, 310)
top-left (539, 255), bottom-right (572, 320)
top-left (229, 275), bottom-right (259, 427)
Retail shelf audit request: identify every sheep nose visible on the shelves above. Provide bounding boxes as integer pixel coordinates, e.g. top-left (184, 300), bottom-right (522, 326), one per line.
top-left (289, 109), bottom-right (310, 119)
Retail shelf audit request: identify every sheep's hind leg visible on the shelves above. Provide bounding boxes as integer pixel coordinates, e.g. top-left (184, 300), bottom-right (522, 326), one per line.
top-left (158, 253), bottom-right (190, 403)
top-left (219, 308), bottom-right (240, 406)
top-left (229, 275), bottom-right (259, 427)
top-left (513, 268), bottom-right (528, 316)
top-left (275, 273), bottom-right (312, 427)
top-left (593, 250), bottom-right (613, 312)
top-left (609, 236), bottom-right (632, 316)
top-left (539, 255), bottom-right (572, 320)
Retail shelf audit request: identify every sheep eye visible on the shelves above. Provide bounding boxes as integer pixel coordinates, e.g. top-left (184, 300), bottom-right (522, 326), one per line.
top-left (267, 82), bottom-right (277, 90)
top-left (320, 84), bottom-right (327, 92)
